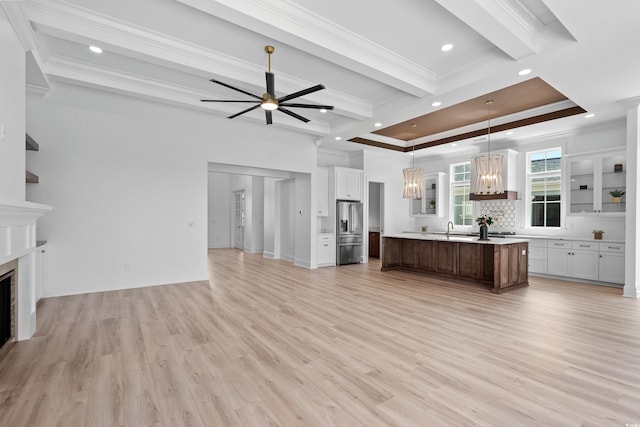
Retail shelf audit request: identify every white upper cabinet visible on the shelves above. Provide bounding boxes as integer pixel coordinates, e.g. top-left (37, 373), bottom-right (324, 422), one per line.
top-left (334, 167), bottom-right (362, 201)
top-left (567, 150), bottom-right (625, 215)
top-left (410, 172), bottom-right (446, 216)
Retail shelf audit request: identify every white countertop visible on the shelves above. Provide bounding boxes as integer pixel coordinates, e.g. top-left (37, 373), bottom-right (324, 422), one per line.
top-left (402, 231), bottom-right (624, 244)
top-left (384, 233), bottom-right (530, 245)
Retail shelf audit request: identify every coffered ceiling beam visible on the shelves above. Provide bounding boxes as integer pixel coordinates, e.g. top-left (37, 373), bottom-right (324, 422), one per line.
top-left (20, 1), bottom-right (370, 121)
top-left (176, 0), bottom-right (436, 97)
top-left (433, 0), bottom-right (542, 60)
top-left (45, 57), bottom-right (331, 136)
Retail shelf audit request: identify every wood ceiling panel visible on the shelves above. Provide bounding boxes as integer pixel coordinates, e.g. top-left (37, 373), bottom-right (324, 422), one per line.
top-left (373, 77), bottom-right (569, 141)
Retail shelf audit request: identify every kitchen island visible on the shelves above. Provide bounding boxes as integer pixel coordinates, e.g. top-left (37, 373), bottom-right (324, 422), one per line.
top-left (382, 233), bottom-right (529, 293)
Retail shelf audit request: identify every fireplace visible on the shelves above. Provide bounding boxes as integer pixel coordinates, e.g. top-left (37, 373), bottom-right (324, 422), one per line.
top-left (0, 260), bottom-right (17, 356)
top-left (0, 269), bottom-right (15, 348)
top-left (0, 199), bottom-right (51, 359)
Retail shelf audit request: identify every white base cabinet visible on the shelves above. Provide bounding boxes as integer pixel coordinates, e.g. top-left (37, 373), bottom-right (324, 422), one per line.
top-left (317, 234), bottom-right (335, 267)
top-left (542, 239), bottom-right (622, 285)
top-left (598, 242), bottom-right (625, 284)
top-left (527, 240), bottom-right (547, 274)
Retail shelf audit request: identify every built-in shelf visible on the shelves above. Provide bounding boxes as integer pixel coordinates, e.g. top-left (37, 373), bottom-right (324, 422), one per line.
top-left (25, 134), bottom-right (40, 184)
top-left (26, 134), bottom-right (39, 151)
top-left (26, 171), bottom-right (39, 184)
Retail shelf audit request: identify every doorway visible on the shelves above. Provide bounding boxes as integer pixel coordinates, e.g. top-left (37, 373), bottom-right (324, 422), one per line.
top-left (233, 190), bottom-right (245, 250)
top-left (368, 182), bottom-right (384, 259)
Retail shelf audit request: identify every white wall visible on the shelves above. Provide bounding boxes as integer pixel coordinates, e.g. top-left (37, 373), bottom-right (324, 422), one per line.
top-left (279, 179), bottom-right (295, 262)
top-left (250, 176), bottom-right (264, 253)
top-left (207, 172), bottom-right (231, 248)
top-left (0, 11), bottom-right (26, 201)
top-left (26, 84), bottom-right (317, 296)
top-left (263, 177), bottom-right (278, 258)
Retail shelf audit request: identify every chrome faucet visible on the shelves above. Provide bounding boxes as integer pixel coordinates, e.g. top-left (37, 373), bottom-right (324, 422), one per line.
top-left (447, 221), bottom-right (454, 237)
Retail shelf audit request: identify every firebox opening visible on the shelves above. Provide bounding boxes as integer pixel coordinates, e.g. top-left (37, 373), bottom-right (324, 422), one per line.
top-left (0, 271), bottom-right (13, 349)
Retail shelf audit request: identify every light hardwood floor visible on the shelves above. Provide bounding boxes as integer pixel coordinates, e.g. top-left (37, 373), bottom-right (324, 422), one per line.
top-left (1, 248), bottom-right (640, 426)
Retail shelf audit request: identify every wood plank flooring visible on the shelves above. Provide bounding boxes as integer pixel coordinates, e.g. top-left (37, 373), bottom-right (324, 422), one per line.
top-left (1, 248), bottom-right (640, 426)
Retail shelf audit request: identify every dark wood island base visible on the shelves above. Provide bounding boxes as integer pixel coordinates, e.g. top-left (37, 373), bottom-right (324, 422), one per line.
top-left (381, 235), bottom-right (529, 293)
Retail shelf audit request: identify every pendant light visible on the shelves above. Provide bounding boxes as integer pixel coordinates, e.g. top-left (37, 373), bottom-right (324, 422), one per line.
top-left (403, 124), bottom-right (424, 199)
top-left (474, 100), bottom-right (504, 195)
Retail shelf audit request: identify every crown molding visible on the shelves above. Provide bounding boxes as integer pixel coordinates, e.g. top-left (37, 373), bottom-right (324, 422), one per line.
top-left (26, 83), bottom-right (50, 98)
top-left (176, 0), bottom-right (435, 97)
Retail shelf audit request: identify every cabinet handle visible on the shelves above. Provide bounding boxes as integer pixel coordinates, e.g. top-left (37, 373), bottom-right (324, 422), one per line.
top-left (608, 246), bottom-right (620, 250)
top-left (599, 255), bottom-right (603, 258)
top-left (554, 243), bottom-right (564, 246)
top-left (579, 245), bottom-right (590, 248)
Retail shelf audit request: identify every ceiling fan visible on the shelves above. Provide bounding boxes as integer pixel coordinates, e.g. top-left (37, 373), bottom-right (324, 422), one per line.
top-left (201, 45), bottom-right (334, 125)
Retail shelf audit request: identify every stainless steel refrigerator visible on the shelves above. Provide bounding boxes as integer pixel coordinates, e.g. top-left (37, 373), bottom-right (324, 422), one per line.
top-left (336, 201), bottom-right (363, 265)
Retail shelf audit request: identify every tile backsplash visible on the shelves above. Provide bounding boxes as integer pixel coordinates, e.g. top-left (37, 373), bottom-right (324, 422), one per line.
top-left (478, 200), bottom-right (518, 228)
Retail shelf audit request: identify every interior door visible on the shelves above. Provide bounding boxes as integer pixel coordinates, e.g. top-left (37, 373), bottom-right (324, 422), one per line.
top-left (234, 190), bottom-right (245, 250)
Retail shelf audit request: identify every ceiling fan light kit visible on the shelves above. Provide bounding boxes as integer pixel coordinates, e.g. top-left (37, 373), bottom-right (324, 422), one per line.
top-left (201, 45), bottom-right (334, 124)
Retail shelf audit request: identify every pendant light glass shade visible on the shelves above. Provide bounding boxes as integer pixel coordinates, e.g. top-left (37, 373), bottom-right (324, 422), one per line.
top-left (403, 124), bottom-right (424, 199)
top-left (403, 166), bottom-right (424, 199)
top-left (473, 100), bottom-right (504, 195)
top-left (474, 154), bottom-right (504, 194)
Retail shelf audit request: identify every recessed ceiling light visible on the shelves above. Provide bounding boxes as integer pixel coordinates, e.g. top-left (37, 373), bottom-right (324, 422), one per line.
top-left (334, 136), bottom-right (342, 141)
top-left (374, 122), bottom-right (382, 127)
top-left (441, 43), bottom-right (453, 52)
top-left (506, 131), bottom-right (514, 135)
top-left (518, 68), bottom-right (531, 76)
top-left (432, 101), bottom-right (442, 107)
top-left (320, 109), bottom-right (327, 113)
top-left (585, 113), bottom-right (595, 118)
top-left (409, 152), bottom-right (414, 156)
top-left (89, 45), bottom-right (103, 54)
top-left (451, 143), bottom-right (458, 147)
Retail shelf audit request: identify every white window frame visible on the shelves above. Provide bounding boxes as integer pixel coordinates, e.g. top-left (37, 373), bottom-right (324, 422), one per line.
top-left (526, 147), bottom-right (563, 229)
top-left (450, 161), bottom-right (473, 228)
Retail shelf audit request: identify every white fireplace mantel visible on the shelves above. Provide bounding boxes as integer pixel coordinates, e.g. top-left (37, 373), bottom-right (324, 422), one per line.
top-left (0, 198), bottom-right (52, 341)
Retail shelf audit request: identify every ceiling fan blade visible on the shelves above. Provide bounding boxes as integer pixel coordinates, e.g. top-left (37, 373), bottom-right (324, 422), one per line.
top-left (228, 104), bottom-right (261, 119)
top-left (201, 100), bottom-right (261, 103)
top-left (266, 110), bottom-right (273, 125)
top-left (278, 107), bottom-right (310, 123)
top-left (209, 79), bottom-right (262, 100)
top-left (266, 72), bottom-right (275, 98)
top-left (277, 84), bottom-right (325, 103)
top-left (279, 103), bottom-right (334, 110)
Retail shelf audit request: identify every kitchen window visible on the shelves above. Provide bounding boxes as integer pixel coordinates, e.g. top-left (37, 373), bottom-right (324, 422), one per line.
top-left (527, 148), bottom-right (562, 227)
top-left (450, 162), bottom-right (472, 226)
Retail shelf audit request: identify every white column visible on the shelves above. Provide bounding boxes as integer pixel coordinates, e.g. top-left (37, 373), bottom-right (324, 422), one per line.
top-left (620, 96), bottom-right (640, 298)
